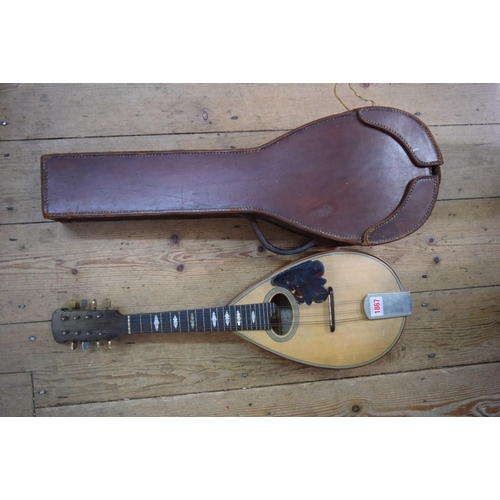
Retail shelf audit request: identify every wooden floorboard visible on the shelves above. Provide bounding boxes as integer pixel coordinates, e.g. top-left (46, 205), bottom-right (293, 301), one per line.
top-left (1, 83), bottom-right (498, 416)
top-left (0, 372), bottom-right (34, 417)
top-left (37, 363), bottom-right (500, 417)
top-left (1, 84), bottom-right (498, 141)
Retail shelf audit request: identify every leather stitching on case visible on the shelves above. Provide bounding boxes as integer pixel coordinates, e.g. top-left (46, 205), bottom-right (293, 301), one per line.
top-left (358, 107), bottom-right (443, 166)
top-left (41, 113), bottom-right (364, 241)
top-left (42, 109), bottom-right (439, 243)
top-left (364, 176), bottom-right (439, 244)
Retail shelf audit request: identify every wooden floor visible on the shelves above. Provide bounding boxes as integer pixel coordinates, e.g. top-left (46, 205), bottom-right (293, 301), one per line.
top-left (0, 83), bottom-right (499, 417)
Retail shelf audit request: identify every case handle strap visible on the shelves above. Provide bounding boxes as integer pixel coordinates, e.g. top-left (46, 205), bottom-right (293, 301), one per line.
top-left (248, 215), bottom-right (317, 255)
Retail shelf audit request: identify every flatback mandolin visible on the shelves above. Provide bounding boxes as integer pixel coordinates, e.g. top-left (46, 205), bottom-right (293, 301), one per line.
top-left (51, 250), bottom-right (411, 368)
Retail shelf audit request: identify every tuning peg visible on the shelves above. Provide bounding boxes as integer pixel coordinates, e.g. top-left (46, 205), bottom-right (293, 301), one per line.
top-left (96, 340), bottom-right (100, 350)
top-left (67, 299), bottom-right (79, 309)
top-left (81, 299), bottom-right (88, 310)
top-left (70, 341), bottom-right (78, 350)
top-left (81, 341), bottom-right (91, 351)
top-left (91, 299), bottom-right (97, 310)
top-left (108, 340), bottom-right (112, 349)
top-left (102, 298), bottom-right (111, 309)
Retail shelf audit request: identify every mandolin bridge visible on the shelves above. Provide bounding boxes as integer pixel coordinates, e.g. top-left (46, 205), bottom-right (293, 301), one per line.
top-left (328, 287), bottom-right (335, 332)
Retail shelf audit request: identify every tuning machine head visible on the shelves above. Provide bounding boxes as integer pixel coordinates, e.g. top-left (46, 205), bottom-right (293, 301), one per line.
top-left (68, 299), bottom-right (101, 309)
top-left (52, 306), bottom-right (122, 345)
top-left (70, 340), bottom-right (108, 351)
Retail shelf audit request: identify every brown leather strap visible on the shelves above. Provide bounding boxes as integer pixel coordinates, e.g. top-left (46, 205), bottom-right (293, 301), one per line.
top-left (248, 216), bottom-right (317, 255)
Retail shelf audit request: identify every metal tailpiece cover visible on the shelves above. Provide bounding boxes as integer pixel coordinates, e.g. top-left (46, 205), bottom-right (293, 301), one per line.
top-left (363, 292), bottom-right (412, 320)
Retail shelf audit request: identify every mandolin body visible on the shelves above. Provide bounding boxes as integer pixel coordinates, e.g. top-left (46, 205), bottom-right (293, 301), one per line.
top-left (230, 250), bottom-right (408, 368)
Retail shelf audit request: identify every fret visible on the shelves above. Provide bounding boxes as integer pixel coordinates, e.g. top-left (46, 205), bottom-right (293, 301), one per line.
top-left (218, 307), bottom-right (223, 331)
top-left (160, 313), bottom-right (163, 333)
top-left (215, 308), bottom-right (220, 331)
top-left (202, 308), bottom-right (206, 332)
top-left (233, 306), bottom-right (238, 329)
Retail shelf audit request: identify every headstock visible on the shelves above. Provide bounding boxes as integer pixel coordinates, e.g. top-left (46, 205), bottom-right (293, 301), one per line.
top-left (51, 299), bottom-right (125, 350)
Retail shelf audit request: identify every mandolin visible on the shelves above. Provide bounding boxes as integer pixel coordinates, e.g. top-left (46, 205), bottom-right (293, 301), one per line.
top-left (51, 250), bottom-right (412, 368)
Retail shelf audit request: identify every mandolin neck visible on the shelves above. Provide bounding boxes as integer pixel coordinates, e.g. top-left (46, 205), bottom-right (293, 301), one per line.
top-left (127, 303), bottom-right (277, 335)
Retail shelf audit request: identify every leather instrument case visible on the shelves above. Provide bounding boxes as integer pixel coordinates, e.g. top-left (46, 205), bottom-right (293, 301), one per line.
top-left (41, 106), bottom-right (443, 254)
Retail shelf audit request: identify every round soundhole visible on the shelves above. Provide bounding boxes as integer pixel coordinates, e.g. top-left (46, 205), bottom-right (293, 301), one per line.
top-left (270, 293), bottom-right (293, 336)
top-left (264, 287), bottom-right (299, 342)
